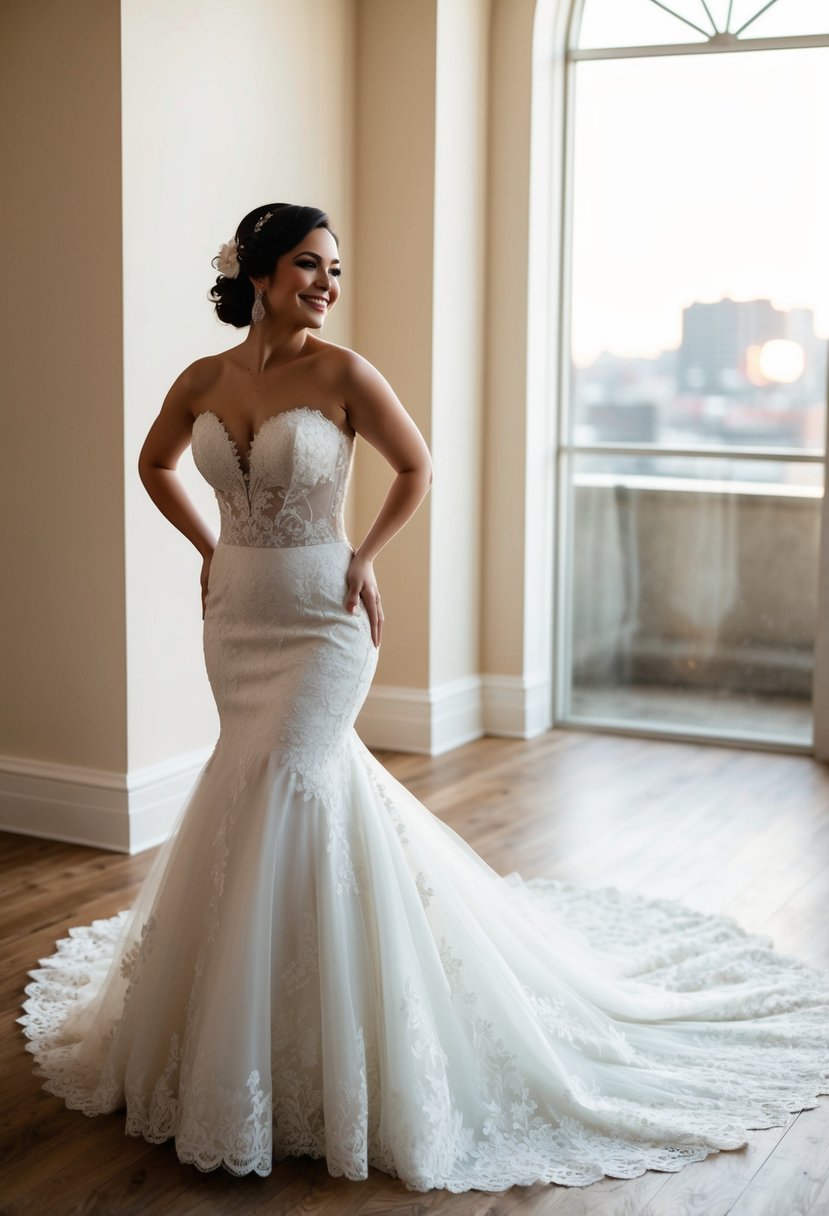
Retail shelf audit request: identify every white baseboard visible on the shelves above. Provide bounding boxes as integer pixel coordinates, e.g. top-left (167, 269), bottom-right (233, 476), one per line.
top-left (356, 675), bottom-right (484, 755)
top-left (0, 746), bottom-right (214, 855)
top-left (481, 671), bottom-right (553, 738)
top-left (356, 671), bottom-right (552, 753)
top-left (126, 747), bottom-right (216, 851)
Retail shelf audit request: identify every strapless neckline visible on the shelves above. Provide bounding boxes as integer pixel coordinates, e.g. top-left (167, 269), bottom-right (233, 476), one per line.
top-left (194, 406), bottom-right (353, 479)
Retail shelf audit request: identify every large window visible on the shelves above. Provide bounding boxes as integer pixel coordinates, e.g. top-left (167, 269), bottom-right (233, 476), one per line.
top-left (557, 1), bottom-right (829, 748)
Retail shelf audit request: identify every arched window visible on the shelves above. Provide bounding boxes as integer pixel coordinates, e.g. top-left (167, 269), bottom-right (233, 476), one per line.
top-left (556, 1), bottom-right (829, 749)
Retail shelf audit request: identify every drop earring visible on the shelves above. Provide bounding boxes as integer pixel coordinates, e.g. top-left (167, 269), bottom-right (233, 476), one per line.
top-left (251, 287), bottom-right (265, 326)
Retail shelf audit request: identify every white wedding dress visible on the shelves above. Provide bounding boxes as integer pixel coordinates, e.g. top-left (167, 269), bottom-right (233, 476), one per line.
top-left (19, 406), bottom-right (829, 1192)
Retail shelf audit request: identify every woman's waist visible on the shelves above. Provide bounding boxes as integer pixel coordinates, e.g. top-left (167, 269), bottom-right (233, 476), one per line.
top-left (216, 536), bottom-right (352, 552)
top-left (211, 538), bottom-right (354, 573)
top-left (204, 538), bottom-right (364, 629)
top-left (216, 501), bottom-right (349, 547)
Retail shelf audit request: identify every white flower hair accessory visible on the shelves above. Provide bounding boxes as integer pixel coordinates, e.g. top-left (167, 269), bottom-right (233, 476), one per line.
top-left (215, 239), bottom-right (240, 279)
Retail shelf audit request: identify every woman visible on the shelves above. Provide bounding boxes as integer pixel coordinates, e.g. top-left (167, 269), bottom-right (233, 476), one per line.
top-left (20, 203), bottom-right (829, 1193)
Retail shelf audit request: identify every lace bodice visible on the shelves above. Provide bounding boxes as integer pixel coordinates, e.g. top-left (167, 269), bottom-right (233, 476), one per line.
top-left (191, 407), bottom-right (354, 548)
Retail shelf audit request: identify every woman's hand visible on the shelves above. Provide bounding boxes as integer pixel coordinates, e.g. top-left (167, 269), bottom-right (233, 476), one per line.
top-left (200, 552), bottom-right (213, 620)
top-left (346, 551), bottom-right (383, 647)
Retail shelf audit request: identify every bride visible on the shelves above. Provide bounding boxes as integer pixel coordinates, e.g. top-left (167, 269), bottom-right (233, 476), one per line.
top-left (19, 202), bottom-right (829, 1194)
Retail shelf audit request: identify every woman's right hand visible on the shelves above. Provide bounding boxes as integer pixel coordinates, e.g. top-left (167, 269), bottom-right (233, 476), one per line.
top-left (200, 552), bottom-right (213, 619)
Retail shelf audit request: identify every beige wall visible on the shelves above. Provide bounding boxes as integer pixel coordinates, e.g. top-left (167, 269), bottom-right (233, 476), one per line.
top-left (352, 0), bottom-right (490, 696)
top-left (430, 0), bottom-right (489, 688)
top-left (352, 0), bottom-right (550, 710)
top-left (482, 0), bottom-right (537, 679)
top-left (0, 0), bottom-right (127, 771)
top-left (122, 0), bottom-right (356, 772)
top-left (0, 0), bottom-right (358, 846)
top-left (352, 0), bottom-right (437, 690)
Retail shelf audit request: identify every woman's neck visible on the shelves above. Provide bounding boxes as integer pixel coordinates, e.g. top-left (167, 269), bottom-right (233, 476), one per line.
top-left (239, 324), bottom-right (310, 373)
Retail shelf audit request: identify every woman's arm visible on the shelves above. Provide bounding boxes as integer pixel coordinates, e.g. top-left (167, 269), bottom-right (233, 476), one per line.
top-left (137, 360), bottom-right (218, 617)
top-left (340, 350), bottom-right (433, 646)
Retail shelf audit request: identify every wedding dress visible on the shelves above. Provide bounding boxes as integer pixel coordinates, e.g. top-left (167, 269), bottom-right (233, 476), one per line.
top-left (19, 406), bottom-right (829, 1192)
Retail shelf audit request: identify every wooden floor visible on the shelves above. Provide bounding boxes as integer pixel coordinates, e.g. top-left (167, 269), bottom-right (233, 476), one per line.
top-left (2, 728), bottom-right (829, 1216)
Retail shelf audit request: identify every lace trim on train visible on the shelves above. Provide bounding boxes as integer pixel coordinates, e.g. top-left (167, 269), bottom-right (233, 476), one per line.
top-left (19, 881), bottom-right (829, 1190)
top-left (17, 739), bottom-right (829, 1189)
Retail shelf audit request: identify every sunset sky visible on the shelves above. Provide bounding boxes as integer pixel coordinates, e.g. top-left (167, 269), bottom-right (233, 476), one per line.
top-left (569, 42), bottom-right (829, 366)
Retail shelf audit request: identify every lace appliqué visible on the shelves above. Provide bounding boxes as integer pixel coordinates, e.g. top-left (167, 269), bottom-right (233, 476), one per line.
top-left (416, 872), bottom-right (435, 907)
top-left (271, 1005), bottom-right (324, 1156)
top-left (274, 548), bottom-right (377, 895)
top-left (119, 914), bottom-right (157, 989)
top-left (175, 1065), bottom-right (272, 1176)
top-left (327, 1026), bottom-right (371, 1180)
top-left (281, 913), bottom-right (318, 995)
top-left (191, 408), bottom-right (353, 550)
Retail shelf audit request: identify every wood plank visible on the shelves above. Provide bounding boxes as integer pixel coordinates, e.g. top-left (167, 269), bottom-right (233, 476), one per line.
top-left (727, 1100), bottom-right (829, 1216)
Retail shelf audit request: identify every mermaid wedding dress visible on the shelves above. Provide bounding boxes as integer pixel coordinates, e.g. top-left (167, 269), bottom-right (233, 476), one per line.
top-left (19, 406), bottom-right (829, 1192)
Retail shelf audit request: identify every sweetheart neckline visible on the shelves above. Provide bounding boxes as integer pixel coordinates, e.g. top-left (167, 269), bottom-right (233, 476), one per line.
top-left (193, 406), bottom-right (353, 479)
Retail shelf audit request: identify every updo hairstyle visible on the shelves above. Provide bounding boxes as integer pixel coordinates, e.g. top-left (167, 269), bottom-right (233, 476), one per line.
top-left (209, 203), bottom-right (338, 328)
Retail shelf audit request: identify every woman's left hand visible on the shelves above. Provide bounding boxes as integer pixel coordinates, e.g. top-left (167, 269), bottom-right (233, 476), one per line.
top-left (346, 551), bottom-right (383, 648)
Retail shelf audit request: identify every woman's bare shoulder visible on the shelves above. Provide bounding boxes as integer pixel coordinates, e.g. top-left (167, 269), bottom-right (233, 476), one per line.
top-left (160, 353), bottom-right (229, 420)
top-left (314, 339), bottom-right (375, 384)
top-left (176, 353), bottom-right (224, 398)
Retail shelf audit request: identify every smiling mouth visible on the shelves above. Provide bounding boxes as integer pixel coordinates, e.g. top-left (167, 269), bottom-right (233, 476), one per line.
top-left (300, 295), bottom-right (328, 311)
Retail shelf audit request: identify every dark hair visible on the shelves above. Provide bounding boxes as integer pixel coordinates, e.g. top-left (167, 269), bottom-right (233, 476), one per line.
top-left (208, 203), bottom-right (338, 328)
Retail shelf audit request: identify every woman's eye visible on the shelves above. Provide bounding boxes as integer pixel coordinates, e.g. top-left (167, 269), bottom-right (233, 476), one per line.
top-left (296, 259), bottom-right (341, 277)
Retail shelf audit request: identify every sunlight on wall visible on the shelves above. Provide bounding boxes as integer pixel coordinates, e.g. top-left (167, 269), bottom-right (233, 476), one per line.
top-left (122, 0), bottom-right (355, 771)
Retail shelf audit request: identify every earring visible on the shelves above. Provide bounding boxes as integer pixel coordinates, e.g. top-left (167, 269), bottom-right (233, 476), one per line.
top-left (251, 287), bottom-right (265, 325)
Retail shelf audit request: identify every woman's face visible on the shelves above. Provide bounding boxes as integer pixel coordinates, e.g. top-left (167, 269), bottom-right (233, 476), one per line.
top-left (261, 226), bottom-right (341, 329)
